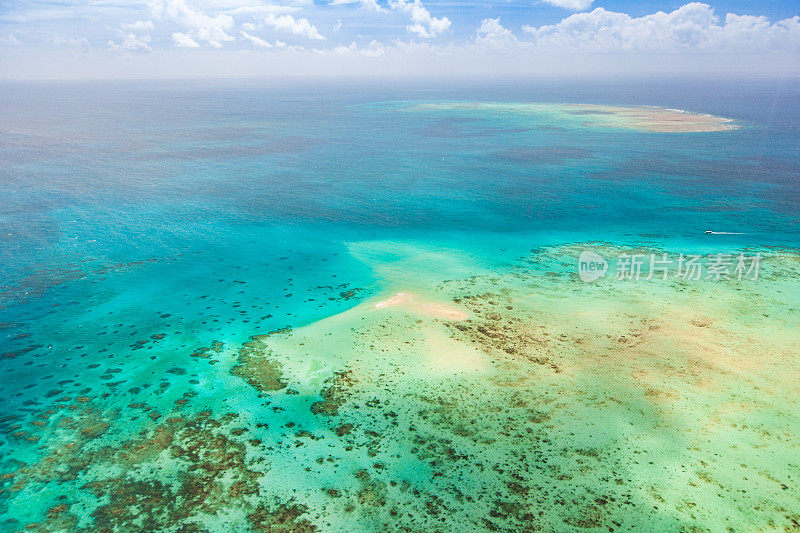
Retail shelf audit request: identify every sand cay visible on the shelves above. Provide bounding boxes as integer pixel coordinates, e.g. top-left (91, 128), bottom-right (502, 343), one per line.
top-left (373, 292), bottom-right (468, 321)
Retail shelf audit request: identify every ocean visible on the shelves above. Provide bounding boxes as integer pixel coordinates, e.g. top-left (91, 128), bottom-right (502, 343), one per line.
top-left (0, 77), bottom-right (798, 531)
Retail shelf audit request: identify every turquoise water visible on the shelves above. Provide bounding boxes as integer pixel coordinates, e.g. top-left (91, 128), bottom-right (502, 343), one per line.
top-left (0, 78), bottom-right (799, 531)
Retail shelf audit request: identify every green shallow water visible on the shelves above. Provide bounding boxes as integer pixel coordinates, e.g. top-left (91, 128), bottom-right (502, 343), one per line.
top-left (3, 242), bottom-right (799, 532)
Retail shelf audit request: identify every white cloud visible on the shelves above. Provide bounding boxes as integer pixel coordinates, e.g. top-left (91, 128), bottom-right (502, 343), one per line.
top-left (390, 0), bottom-right (451, 38)
top-left (53, 36), bottom-right (91, 51)
top-left (474, 18), bottom-right (518, 48)
top-left (717, 13), bottom-right (800, 49)
top-left (332, 41), bottom-right (357, 54)
top-left (227, 5), bottom-right (299, 15)
top-left (333, 20), bottom-right (342, 33)
top-left (541, 0), bottom-right (593, 11)
top-left (150, 0), bottom-right (235, 47)
top-left (330, 0), bottom-right (383, 12)
top-left (363, 39), bottom-right (385, 56)
top-left (240, 30), bottom-right (273, 47)
top-left (522, 3), bottom-right (800, 51)
top-left (263, 13), bottom-right (325, 40)
top-left (108, 33), bottom-right (153, 51)
top-left (172, 31), bottom-right (201, 47)
top-left (1, 35), bottom-right (21, 45)
top-left (121, 20), bottom-right (156, 31)
top-left (331, 39), bottom-right (384, 56)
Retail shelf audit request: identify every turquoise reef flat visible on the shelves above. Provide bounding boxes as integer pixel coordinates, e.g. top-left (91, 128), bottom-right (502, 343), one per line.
top-left (0, 79), bottom-right (798, 532)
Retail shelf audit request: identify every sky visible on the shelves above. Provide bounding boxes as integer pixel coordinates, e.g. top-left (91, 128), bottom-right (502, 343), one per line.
top-left (0, 0), bottom-right (798, 79)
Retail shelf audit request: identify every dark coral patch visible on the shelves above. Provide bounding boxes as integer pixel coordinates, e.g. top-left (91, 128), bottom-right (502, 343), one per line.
top-left (310, 370), bottom-right (356, 416)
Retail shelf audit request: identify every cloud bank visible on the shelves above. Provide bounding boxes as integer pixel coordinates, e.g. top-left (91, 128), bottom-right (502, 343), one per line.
top-left (0, 1), bottom-right (798, 78)
top-left (522, 3), bottom-right (800, 51)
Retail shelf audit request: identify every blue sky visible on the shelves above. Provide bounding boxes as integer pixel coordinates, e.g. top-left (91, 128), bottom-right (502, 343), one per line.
top-left (1, 0), bottom-right (798, 78)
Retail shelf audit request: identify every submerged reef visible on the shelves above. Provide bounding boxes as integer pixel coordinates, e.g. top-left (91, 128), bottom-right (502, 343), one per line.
top-left (1, 244), bottom-right (799, 531)
top-left (231, 330), bottom-right (293, 393)
top-left (405, 102), bottom-right (738, 132)
top-left (1, 400), bottom-right (315, 532)
top-left (310, 370), bottom-right (357, 416)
